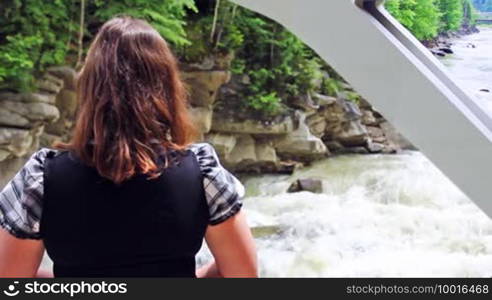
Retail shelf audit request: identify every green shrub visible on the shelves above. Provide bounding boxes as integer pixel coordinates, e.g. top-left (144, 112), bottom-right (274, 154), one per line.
top-left (246, 92), bottom-right (281, 116)
top-left (438, 0), bottom-right (464, 31)
top-left (92, 0), bottom-right (197, 46)
top-left (385, 0), bottom-right (476, 39)
top-left (412, 0), bottom-right (440, 40)
top-left (321, 77), bottom-right (343, 97)
top-left (0, 0), bottom-right (196, 91)
top-left (386, 0), bottom-right (418, 29)
top-left (385, 0), bottom-right (439, 40)
top-left (221, 7), bottom-right (326, 114)
top-left (0, 0), bottom-right (73, 91)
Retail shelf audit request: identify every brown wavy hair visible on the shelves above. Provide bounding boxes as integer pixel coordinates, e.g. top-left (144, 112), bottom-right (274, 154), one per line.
top-left (55, 16), bottom-right (196, 184)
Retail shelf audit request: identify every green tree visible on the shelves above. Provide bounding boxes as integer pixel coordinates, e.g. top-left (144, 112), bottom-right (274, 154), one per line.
top-left (228, 10), bottom-right (324, 115)
top-left (384, 0), bottom-right (401, 19)
top-left (438, 0), bottom-right (464, 31)
top-left (396, 0), bottom-right (418, 29)
top-left (91, 0), bottom-right (197, 46)
top-left (0, 0), bottom-right (197, 91)
top-left (385, 0), bottom-right (417, 29)
top-left (411, 0), bottom-right (441, 40)
top-left (386, 0), bottom-right (475, 39)
top-left (0, 0), bottom-right (74, 91)
top-left (385, 0), bottom-right (439, 40)
top-left (463, 0), bottom-right (478, 26)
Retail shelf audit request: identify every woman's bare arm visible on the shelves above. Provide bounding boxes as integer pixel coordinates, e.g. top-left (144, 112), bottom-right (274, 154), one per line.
top-left (200, 210), bottom-right (258, 278)
top-left (196, 260), bottom-right (221, 278)
top-left (0, 228), bottom-right (45, 277)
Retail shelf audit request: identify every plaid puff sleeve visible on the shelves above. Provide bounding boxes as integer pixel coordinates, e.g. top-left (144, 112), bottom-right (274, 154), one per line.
top-left (0, 148), bottom-right (55, 239)
top-left (189, 143), bottom-right (245, 225)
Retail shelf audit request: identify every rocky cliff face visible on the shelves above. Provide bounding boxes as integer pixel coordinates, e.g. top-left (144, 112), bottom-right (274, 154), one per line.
top-left (0, 60), bottom-right (416, 186)
top-left (0, 67), bottom-right (77, 187)
top-left (183, 58), bottom-right (416, 173)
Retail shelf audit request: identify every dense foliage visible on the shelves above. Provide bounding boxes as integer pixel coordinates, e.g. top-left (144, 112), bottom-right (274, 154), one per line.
top-left (223, 8), bottom-right (325, 115)
top-left (0, 0), bottom-right (74, 90)
top-left (439, 0), bottom-right (465, 31)
top-left (0, 0), bottom-right (196, 91)
top-left (177, 1), bottom-right (329, 116)
top-left (385, 0), bottom-right (477, 40)
top-left (90, 0), bottom-right (197, 46)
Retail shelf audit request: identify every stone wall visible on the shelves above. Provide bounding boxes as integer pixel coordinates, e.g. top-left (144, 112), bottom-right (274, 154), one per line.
top-left (42, 67), bottom-right (78, 146)
top-left (0, 67), bottom-right (77, 186)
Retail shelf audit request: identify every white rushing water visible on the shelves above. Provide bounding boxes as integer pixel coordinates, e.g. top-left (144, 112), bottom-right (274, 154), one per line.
top-left (197, 27), bottom-right (492, 277)
top-left (441, 26), bottom-right (492, 115)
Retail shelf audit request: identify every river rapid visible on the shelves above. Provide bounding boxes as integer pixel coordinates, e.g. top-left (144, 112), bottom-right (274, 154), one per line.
top-left (196, 26), bottom-right (492, 277)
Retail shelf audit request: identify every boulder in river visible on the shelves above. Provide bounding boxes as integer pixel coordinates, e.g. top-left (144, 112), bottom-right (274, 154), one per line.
top-left (432, 50), bottom-right (446, 57)
top-left (287, 178), bottom-right (323, 193)
top-left (439, 47), bottom-right (454, 54)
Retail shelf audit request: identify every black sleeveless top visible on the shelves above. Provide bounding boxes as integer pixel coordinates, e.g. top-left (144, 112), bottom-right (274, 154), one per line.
top-left (0, 143), bottom-right (244, 277)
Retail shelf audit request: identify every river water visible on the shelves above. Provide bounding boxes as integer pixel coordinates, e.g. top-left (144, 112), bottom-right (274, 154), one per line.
top-left (196, 26), bottom-right (492, 277)
top-left (440, 26), bottom-right (492, 115)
